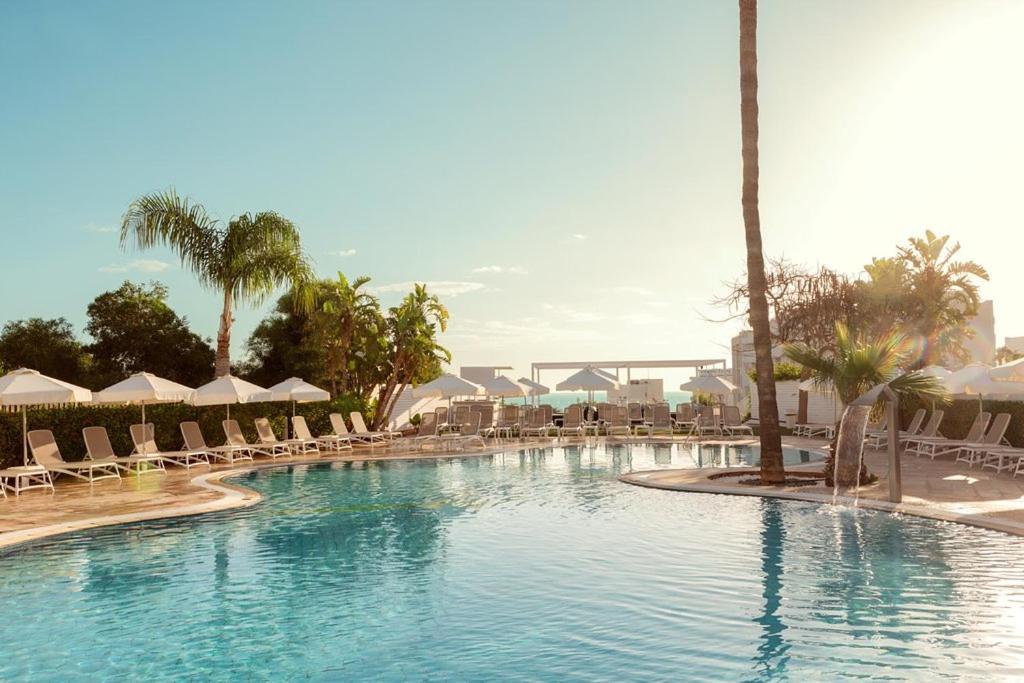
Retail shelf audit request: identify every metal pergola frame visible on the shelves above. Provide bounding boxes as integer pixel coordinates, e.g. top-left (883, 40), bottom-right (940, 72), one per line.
top-left (530, 359), bottom-right (727, 385)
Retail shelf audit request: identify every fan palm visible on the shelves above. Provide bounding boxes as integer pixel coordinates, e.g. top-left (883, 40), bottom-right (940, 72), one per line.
top-left (784, 323), bottom-right (948, 486)
top-left (120, 190), bottom-right (314, 376)
top-left (739, 0), bottom-right (785, 484)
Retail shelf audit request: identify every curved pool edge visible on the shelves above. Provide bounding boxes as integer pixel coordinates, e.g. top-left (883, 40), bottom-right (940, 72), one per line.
top-left (0, 446), bottom-right (520, 551)
top-left (0, 468), bottom-right (265, 551)
top-left (619, 470), bottom-right (1024, 538)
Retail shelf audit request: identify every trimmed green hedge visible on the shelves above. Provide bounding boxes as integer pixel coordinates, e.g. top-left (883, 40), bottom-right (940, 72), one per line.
top-left (0, 396), bottom-right (368, 469)
top-left (900, 398), bottom-right (1024, 448)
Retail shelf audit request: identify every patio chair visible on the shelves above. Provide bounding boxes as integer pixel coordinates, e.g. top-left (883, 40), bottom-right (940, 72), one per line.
top-left (85, 425), bottom-right (166, 475)
top-left (904, 412), bottom-right (989, 459)
top-left (256, 417), bottom-right (317, 456)
top-left (128, 423), bottom-right (209, 469)
top-left (448, 412), bottom-right (486, 450)
top-left (349, 412), bottom-right (392, 445)
top-left (606, 406), bottom-right (633, 437)
top-left (558, 404), bottom-right (584, 439)
top-left (180, 421), bottom-right (253, 465)
top-left (223, 420), bottom-right (285, 460)
top-left (294, 415), bottom-right (352, 451)
top-left (395, 412), bottom-right (440, 451)
top-left (955, 413), bottom-right (1012, 467)
top-left (674, 404), bottom-right (696, 433)
top-left (721, 406), bottom-right (754, 437)
top-left (28, 429), bottom-right (124, 483)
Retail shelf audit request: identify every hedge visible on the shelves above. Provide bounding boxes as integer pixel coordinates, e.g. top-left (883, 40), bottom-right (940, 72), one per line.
top-left (900, 398), bottom-right (1024, 448)
top-left (0, 395), bottom-right (368, 469)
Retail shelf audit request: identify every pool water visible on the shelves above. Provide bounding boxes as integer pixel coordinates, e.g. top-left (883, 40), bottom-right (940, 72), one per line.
top-left (1, 445), bottom-right (1022, 681)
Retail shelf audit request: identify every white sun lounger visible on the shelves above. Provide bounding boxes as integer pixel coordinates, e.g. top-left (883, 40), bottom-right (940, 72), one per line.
top-left (346, 412), bottom-right (389, 445)
top-left (904, 412), bottom-right (989, 459)
top-left (86, 425), bottom-right (168, 475)
top-left (292, 415), bottom-right (351, 452)
top-left (955, 413), bottom-right (1012, 467)
top-left (128, 423), bottom-right (210, 469)
top-left (255, 418), bottom-right (314, 456)
top-left (223, 420), bottom-right (285, 460)
top-left (180, 421), bottom-right (253, 465)
top-left (28, 429), bottom-right (125, 483)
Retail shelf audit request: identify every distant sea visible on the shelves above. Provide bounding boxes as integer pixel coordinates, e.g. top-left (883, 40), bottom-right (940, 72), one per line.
top-left (536, 391), bottom-right (693, 410)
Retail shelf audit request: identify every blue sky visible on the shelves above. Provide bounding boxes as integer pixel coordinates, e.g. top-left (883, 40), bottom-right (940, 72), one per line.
top-left (2, 0), bottom-right (1022, 385)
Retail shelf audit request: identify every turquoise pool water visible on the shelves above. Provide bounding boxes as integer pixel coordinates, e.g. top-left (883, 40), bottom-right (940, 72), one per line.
top-left (1, 445), bottom-right (1022, 680)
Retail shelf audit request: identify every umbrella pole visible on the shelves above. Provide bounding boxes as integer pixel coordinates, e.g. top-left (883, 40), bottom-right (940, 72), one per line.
top-left (289, 400), bottom-right (296, 439)
top-left (141, 402), bottom-right (147, 454)
top-left (22, 406), bottom-right (27, 466)
top-left (226, 403), bottom-right (230, 421)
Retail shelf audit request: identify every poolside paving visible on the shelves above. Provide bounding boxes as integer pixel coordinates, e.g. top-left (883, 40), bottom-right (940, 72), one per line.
top-left (2, 435), bottom-right (1024, 548)
top-left (622, 436), bottom-right (1024, 536)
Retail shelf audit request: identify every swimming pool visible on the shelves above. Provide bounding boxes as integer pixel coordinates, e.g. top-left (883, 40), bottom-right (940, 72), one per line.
top-left (1, 445), bottom-right (1021, 680)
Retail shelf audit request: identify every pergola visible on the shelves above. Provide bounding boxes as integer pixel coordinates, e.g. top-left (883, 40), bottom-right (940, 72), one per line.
top-left (530, 358), bottom-right (726, 385)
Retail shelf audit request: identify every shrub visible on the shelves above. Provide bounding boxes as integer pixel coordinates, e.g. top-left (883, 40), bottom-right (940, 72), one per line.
top-left (900, 398), bottom-right (1024, 448)
top-left (0, 395), bottom-right (368, 469)
top-left (747, 362), bottom-right (804, 383)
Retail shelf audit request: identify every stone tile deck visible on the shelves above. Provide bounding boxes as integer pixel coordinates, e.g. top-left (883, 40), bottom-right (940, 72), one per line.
top-left (621, 436), bottom-right (1024, 537)
top-left (3, 435), bottom-right (1024, 549)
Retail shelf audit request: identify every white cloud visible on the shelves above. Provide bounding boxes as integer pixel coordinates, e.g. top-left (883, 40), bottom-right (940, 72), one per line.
top-left (328, 248), bottom-right (357, 257)
top-left (84, 223), bottom-right (116, 234)
top-left (571, 233), bottom-right (587, 241)
top-left (471, 265), bottom-right (528, 275)
top-left (98, 259), bottom-right (171, 274)
top-left (370, 281), bottom-right (485, 297)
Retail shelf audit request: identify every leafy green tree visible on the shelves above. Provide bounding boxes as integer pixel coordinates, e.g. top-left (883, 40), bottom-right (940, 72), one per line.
top-left (0, 318), bottom-right (91, 384)
top-left (85, 281), bottom-right (215, 386)
top-left (372, 284), bottom-right (450, 429)
top-left (860, 231), bottom-right (988, 367)
top-left (784, 323), bottom-right (947, 486)
top-left (307, 274), bottom-right (379, 396)
top-left (238, 290), bottom-right (324, 387)
top-left (120, 189), bottom-right (315, 376)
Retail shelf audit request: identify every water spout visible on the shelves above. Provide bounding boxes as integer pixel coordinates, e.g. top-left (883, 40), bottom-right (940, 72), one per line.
top-left (833, 405), bottom-right (871, 500)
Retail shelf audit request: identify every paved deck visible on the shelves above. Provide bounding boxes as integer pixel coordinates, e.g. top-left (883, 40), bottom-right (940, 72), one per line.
top-left (3, 435), bottom-right (1024, 549)
top-left (622, 437), bottom-right (1024, 537)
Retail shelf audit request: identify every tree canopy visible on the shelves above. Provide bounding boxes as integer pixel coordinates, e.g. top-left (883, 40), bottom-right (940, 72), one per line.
top-left (85, 281), bottom-right (215, 387)
top-left (0, 318), bottom-right (91, 385)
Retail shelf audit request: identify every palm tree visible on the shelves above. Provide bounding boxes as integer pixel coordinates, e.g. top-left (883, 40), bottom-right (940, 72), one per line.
top-left (372, 284), bottom-right (450, 430)
top-left (784, 323), bottom-right (948, 486)
top-left (897, 231), bottom-right (988, 367)
top-left (309, 273), bottom-right (379, 396)
top-left (120, 190), bottom-right (314, 376)
top-left (740, 0), bottom-right (785, 484)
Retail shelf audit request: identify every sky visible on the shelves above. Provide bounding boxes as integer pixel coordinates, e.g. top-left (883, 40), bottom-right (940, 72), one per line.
top-left (1, 0), bottom-right (1022, 387)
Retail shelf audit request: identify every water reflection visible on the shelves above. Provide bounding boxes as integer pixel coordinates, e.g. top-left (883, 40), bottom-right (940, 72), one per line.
top-left (751, 500), bottom-right (790, 680)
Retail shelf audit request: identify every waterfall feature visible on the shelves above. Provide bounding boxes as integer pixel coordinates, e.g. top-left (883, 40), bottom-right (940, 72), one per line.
top-left (833, 404), bottom-right (871, 496)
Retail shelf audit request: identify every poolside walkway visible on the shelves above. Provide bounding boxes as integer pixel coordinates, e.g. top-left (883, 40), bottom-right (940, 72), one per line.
top-left (3, 435), bottom-right (1024, 549)
top-left (622, 436), bottom-right (1024, 537)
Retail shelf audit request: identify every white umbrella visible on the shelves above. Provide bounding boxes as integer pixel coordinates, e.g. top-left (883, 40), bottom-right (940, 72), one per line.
top-left (517, 377), bottom-right (550, 406)
top-left (917, 365), bottom-right (953, 379)
top-left (959, 374), bottom-right (1024, 401)
top-left (481, 375), bottom-right (530, 403)
top-left (267, 377), bottom-right (330, 437)
top-left (191, 374), bottom-right (273, 418)
top-left (990, 357), bottom-right (1024, 383)
top-left (94, 372), bottom-right (195, 431)
top-left (944, 363), bottom-right (992, 395)
top-left (555, 367), bottom-right (619, 409)
top-left (412, 373), bottom-right (485, 409)
top-left (0, 368), bottom-right (93, 465)
top-left (680, 375), bottom-right (737, 395)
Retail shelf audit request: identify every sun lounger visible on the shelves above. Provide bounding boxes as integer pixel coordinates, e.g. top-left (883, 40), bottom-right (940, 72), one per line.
top-left (904, 412), bottom-right (989, 459)
top-left (955, 413), bottom-right (1012, 467)
top-left (127, 423), bottom-right (209, 469)
top-left (180, 421), bottom-right (253, 464)
top-left (522, 405), bottom-right (554, 437)
top-left (0, 465), bottom-right (54, 496)
top-left (673, 404), bottom-right (696, 433)
top-left (606, 406), bottom-right (633, 437)
top-left (394, 412), bottom-right (441, 451)
top-left (350, 412), bottom-right (396, 443)
top-left (87, 425), bottom-right (168, 474)
top-left (635, 403), bottom-right (673, 437)
top-left (694, 410), bottom-right (722, 438)
top-left (28, 429), bottom-right (124, 483)
top-left (863, 414), bottom-right (892, 449)
top-left (292, 415), bottom-right (351, 451)
top-left (721, 405), bottom-right (754, 437)
top-left (336, 412), bottom-right (385, 446)
top-left (447, 412), bottom-right (486, 450)
top-left (255, 417), bottom-right (314, 456)
top-left (558, 404), bottom-right (584, 439)
top-left (223, 420), bottom-right (285, 460)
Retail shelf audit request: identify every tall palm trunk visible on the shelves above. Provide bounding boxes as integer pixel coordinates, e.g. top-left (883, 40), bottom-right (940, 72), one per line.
top-left (740, 0), bottom-right (785, 484)
top-left (215, 289), bottom-right (233, 377)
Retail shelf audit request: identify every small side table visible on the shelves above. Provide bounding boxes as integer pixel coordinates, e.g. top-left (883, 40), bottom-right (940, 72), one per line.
top-left (0, 466), bottom-right (55, 496)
